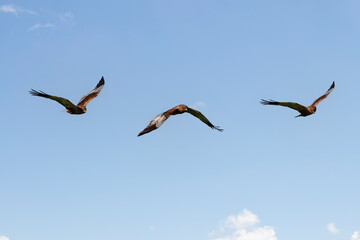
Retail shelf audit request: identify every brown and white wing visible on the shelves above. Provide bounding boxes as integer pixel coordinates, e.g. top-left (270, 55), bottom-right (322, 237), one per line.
top-left (77, 77), bottom-right (105, 108)
top-left (260, 99), bottom-right (307, 113)
top-left (186, 107), bottom-right (223, 131)
top-left (138, 109), bottom-right (173, 136)
top-left (311, 81), bottom-right (335, 107)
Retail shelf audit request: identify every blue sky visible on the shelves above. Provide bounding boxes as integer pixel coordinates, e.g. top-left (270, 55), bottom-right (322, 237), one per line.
top-left (1, 1), bottom-right (360, 240)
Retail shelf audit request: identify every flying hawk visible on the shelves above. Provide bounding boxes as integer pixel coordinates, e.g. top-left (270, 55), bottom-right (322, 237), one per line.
top-left (29, 77), bottom-right (105, 114)
top-left (261, 81), bottom-right (335, 117)
top-left (138, 104), bottom-right (223, 136)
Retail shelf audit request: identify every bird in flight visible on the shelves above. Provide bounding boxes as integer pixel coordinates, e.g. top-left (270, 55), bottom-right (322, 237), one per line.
top-left (29, 77), bottom-right (105, 114)
top-left (261, 81), bottom-right (335, 117)
top-left (138, 104), bottom-right (223, 136)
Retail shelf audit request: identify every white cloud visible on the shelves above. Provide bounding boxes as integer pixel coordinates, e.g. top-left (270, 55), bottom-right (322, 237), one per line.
top-left (1, 5), bottom-right (73, 32)
top-left (0, 236), bottom-right (10, 240)
top-left (224, 209), bottom-right (260, 230)
top-left (28, 23), bottom-right (55, 31)
top-left (210, 209), bottom-right (277, 240)
top-left (59, 12), bottom-right (74, 23)
top-left (0, 5), bottom-right (16, 14)
top-left (352, 231), bottom-right (360, 240)
top-left (208, 230), bottom-right (217, 237)
top-left (0, 4), bottom-right (36, 15)
top-left (327, 223), bottom-right (339, 234)
top-left (194, 102), bottom-right (207, 108)
top-left (213, 227), bottom-right (277, 240)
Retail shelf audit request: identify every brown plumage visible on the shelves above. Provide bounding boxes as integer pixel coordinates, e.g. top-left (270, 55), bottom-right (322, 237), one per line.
top-left (138, 104), bottom-right (223, 136)
top-left (29, 77), bottom-right (105, 114)
top-left (261, 81), bottom-right (335, 117)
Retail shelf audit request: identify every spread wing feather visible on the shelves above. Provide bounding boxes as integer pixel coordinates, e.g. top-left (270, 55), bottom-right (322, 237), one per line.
top-left (311, 81), bottom-right (335, 107)
top-left (29, 89), bottom-right (77, 110)
top-left (77, 77), bottom-right (105, 108)
top-left (186, 107), bottom-right (223, 131)
top-left (138, 110), bottom-right (173, 136)
top-left (260, 99), bottom-right (307, 112)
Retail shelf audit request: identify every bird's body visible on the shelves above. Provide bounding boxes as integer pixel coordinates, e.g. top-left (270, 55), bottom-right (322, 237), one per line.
top-left (261, 81), bottom-right (335, 117)
top-left (30, 77), bottom-right (105, 114)
top-left (298, 106), bottom-right (316, 117)
top-left (168, 104), bottom-right (187, 115)
top-left (66, 106), bottom-right (86, 115)
top-left (138, 104), bottom-right (223, 136)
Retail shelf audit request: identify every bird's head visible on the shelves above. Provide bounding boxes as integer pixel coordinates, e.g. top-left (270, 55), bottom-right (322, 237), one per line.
top-left (178, 104), bottom-right (188, 111)
top-left (309, 106), bottom-right (317, 113)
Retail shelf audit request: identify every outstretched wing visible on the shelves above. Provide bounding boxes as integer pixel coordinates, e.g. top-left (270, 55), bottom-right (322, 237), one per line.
top-left (186, 107), bottom-right (223, 131)
top-left (311, 81), bottom-right (335, 107)
top-left (77, 77), bottom-right (105, 108)
top-left (260, 99), bottom-right (307, 113)
top-left (138, 109), bottom-right (173, 136)
top-left (29, 89), bottom-right (77, 110)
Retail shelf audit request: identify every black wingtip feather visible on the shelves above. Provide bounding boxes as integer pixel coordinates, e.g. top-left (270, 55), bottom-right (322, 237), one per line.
top-left (260, 99), bottom-right (278, 105)
top-left (137, 124), bottom-right (157, 137)
top-left (213, 126), bottom-right (224, 132)
top-left (137, 130), bottom-right (148, 137)
top-left (29, 89), bottom-right (50, 98)
top-left (96, 77), bottom-right (105, 88)
top-left (137, 130), bottom-right (145, 137)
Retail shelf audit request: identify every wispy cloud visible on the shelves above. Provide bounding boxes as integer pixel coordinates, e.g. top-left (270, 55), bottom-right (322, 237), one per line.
top-left (59, 12), bottom-right (74, 23)
top-left (28, 23), bottom-right (55, 31)
top-left (352, 231), bottom-right (360, 240)
top-left (0, 236), bottom-right (10, 240)
top-left (0, 4), bottom-right (36, 15)
top-left (1, 5), bottom-right (73, 32)
top-left (327, 223), bottom-right (339, 234)
top-left (26, 11), bottom-right (74, 32)
top-left (209, 209), bottom-right (277, 240)
top-left (193, 102), bottom-right (207, 108)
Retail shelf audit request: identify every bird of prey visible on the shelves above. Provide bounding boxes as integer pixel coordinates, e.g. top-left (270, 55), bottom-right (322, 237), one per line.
top-left (261, 81), bottom-right (335, 117)
top-left (29, 77), bottom-right (105, 114)
top-left (138, 104), bottom-right (223, 136)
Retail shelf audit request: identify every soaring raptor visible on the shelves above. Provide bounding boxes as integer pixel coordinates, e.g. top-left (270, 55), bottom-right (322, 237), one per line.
top-left (261, 81), bottom-right (335, 117)
top-left (138, 104), bottom-right (223, 136)
top-left (29, 77), bottom-right (105, 114)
